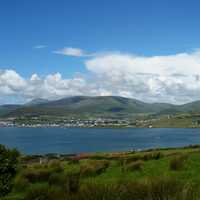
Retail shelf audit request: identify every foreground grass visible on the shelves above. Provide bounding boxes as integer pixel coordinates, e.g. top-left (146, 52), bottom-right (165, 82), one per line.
top-left (3, 145), bottom-right (200, 199)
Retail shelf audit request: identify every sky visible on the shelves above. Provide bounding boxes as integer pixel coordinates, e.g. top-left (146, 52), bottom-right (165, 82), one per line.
top-left (1, 0), bottom-right (200, 104)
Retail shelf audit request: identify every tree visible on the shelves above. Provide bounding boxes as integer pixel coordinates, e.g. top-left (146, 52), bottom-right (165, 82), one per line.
top-left (0, 144), bottom-right (20, 197)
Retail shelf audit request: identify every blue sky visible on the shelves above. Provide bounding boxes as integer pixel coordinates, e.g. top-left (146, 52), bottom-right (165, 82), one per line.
top-left (1, 0), bottom-right (200, 104)
top-left (1, 0), bottom-right (200, 77)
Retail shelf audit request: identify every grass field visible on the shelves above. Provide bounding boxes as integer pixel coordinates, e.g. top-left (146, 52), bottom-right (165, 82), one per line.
top-left (3, 145), bottom-right (200, 199)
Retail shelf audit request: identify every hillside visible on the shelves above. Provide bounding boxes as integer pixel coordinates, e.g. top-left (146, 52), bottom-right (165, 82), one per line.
top-left (0, 105), bottom-right (21, 117)
top-left (3, 145), bottom-right (200, 199)
top-left (25, 98), bottom-right (49, 106)
top-left (2, 96), bottom-right (173, 118)
top-left (2, 96), bottom-right (200, 119)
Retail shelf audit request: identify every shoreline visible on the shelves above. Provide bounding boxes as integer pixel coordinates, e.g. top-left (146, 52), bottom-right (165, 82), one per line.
top-left (21, 144), bottom-right (200, 158)
top-left (1, 125), bottom-right (200, 128)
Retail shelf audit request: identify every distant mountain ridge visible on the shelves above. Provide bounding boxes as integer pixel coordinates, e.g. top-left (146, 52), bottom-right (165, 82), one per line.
top-left (25, 98), bottom-right (49, 106)
top-left (1, 96), bottom-right (200, 118)
top-left (0, 105), bottom-right (21, 117)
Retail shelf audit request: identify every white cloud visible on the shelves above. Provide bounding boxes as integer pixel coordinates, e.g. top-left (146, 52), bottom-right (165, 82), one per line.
top-left (85, 50), bottom-right (200, 104)
top-left (2, 50), bottom-right (200, 104)
top-left (0, 70), bottom-right (94, 104)
top-left (85, 51), bottom-right (200, 76)
top-left (54, 47), bottom-right (93, 57)
top-left (0, 70), bottom-right (26, 95)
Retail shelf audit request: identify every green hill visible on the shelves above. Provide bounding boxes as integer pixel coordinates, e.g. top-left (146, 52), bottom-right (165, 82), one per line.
top-left (2, 96), bottom-right (200, 118)
top-left (3, 96), bottom-right (173, 118)
top-left (3, 145), bottom-right (200, 200)
top-left (0, 105), bottom-right (21, 117)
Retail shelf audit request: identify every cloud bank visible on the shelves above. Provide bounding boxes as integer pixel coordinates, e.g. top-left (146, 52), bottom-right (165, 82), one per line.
top-left (2, 50), bottom-right (200, 104)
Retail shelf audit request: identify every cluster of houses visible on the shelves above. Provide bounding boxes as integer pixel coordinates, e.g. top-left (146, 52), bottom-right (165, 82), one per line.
top-left (0, 120), bottom-right (14, 127)
top-left (0, 118), bottom-right (132, 128)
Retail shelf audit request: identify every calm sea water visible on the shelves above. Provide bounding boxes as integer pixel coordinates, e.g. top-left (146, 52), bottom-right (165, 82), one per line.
top-left (0, 128), bottom-right (200, 154)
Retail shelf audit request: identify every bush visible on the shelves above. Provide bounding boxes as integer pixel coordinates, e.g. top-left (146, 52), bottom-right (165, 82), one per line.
top-left (68, 157), bottom-right (80, 165)
top-left (118, 181), bottom-right (149, 200)
top-left (17, 175), bottom-right (200, 200)
top-left (181, 183), bottom-right (200, 200)
top-left (125, 160), bottom-right (144, 171)
top-left (143, 152), bottom-right (163, 161)
top-left (48, 172), bottom-right (66, 187)
top-left (0, 144), bottom-right (20, 197)
top-left (0, 194), bottom-right (24, 200)
top-left (169, 154), bottom-right (188, 170)
top-left (65, 171), bottom-right (80, 194)
top-left (23, 168), bottom-right (51, 183)
top-left (25, 184), bottom-right (66, 200)
top-left (124, 155), bottom-right (142, 163)
top-left (118, 158), bottom-right (126, 172)
top-left (80, 160), bottom-right (109, 177)
top-left (12, 175), bottom-right (30, 193)
top-left (24, 184), bottom-right (49, 200)
top-left (77, 178), bottom-right (200, 200)
top-left (47, 186), bottom-right (66, 200)
top-left (149, 176), bottom-right (183, 200)
top-left (152, 152), bottom-right (163, 160)
top-left (23, 161), bottom-right (64, 184)
top-left (48, 160), bottom-right (63, 173)
top-left (78, 182), bottom-right (119, 200)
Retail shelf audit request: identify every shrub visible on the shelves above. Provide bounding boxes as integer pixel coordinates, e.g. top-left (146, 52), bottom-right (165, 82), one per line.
top-left (66, 171), bottom-right (80, 194)
top-left (48, 172), bottom-right (68, 189)
top-left (152, 152), bottom-right (163, 160)
top-left (118, 158), bottom-right (126, 172)
top-left (48, 160), bottom-right (63, 173)
top-left (23, 160), bottom-right (65, 184)
top-left (23, 168), bottom-right (51, 183)
top-left (23, 176), bottom-right (200, 200)
top-left (49, 171), bottom-right (81, 195)
top-left (124, 155), bottom-right (142, 163)
top-left (181, 183), bottom-right (200, 200)
top-left (90, 155), bottom-right (108, 160)
top-left (68, 156), bottom-right (80, 165)
top-left (118, 181), bottom-right (149, 200)
top-left (149, 176), bottom-right (183, 200)
top-left (80, 164), bottom-right (95, 177)
top-left (47, 186), bottom-right (66, 200)
top-left (143, 152), bottom-right (163, 161)
top-left (12, 175), bottom-right (30, 193)
top-left (0, 144), bottom-right (20, 197)
top-left (125, 160), bottom-right (144, 171)
top-left (24, 184), bottom-right (49, 200)
top-left (0, 194), bottom-right (24, 200)
top-left (119, 156), bottom-right (145, 172)
top-left (169, 154), bottom-right (188, 170)
top-left (78, 182), bottom-right (119, 200)
top-left (80, 160), bottom-right (109, 177)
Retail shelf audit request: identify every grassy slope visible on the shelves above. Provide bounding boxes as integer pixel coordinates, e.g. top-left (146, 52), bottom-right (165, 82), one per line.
top-left (3, 96), bottom-right (172, 118)
top-left (3, 96), bottom-right (200, 121)
top-left (85, 147), bottom-right (200, 184)
top-left (4, 146), bottom-right (200, 199)
top-left (147, 113), bottom-right (200, 128)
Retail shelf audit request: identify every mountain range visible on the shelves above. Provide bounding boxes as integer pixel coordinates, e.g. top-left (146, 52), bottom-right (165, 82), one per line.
top-left (1, 96), bottom-right (200, 118)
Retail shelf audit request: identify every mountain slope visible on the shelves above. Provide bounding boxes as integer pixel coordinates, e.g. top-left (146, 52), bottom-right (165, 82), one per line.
top-left (25, 98), bottom-right (49, 106)
top-left (0, 105), bottom-right (21, 117)
top-left (4, 96), bottom-right (171, 118)
top-left (3, 96), bottom-right (200, 118)
top-left (177, 101), bottom-right (200, 112)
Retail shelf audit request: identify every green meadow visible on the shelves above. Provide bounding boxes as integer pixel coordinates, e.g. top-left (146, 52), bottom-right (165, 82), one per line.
top-left (2, 145), bottom-right (200, 200)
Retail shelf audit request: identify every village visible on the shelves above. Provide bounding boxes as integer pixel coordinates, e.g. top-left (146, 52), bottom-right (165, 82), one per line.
top-left (0, 117), bottom-right (134, 128)
top-left (2, 114), bottom-right (200, 128)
